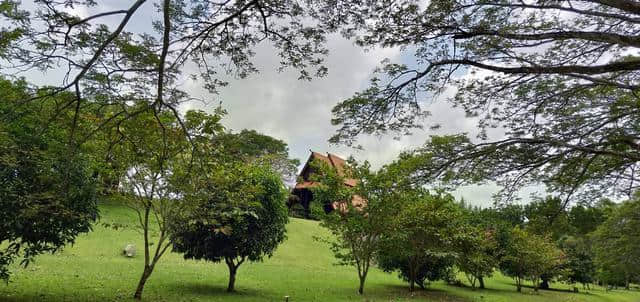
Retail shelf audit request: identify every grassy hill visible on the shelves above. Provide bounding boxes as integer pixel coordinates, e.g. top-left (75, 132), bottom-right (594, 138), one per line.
top-left (1, 200), bottom-right (639, 302)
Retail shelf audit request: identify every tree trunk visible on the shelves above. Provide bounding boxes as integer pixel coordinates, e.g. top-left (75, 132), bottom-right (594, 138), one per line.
top-left (358, 276), bottom-right (365, 295)
top-left (356, 261), bottom-right (369, 295)
top-left (625, 274), bottom-right (630, 290)
top-left (540, 277), bottom-right (550, 290)
top-left (408, 262), bottom-right (416, 292)
top-left (516, 277), bottom-right (522, 292)
top-left (479, 276), bottom-right (485, 289)
top-left (133, 266), bottom-right (153, 300)
top-left (226, 260), bottom-right (237, 292)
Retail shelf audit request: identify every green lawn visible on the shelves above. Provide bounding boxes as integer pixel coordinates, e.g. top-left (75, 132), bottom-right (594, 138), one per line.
top-left (1, 200), bottom-right (639, 302)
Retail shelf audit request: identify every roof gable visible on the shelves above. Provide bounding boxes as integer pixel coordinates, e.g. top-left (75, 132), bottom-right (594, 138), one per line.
top-left (296, 151), bottom-right (356, 188)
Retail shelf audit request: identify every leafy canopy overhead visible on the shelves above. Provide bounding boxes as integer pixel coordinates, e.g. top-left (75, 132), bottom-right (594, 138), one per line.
top-left (319, 0), bottom-right (640, 204)
top-left (0, 0), bottom-right (336, 150)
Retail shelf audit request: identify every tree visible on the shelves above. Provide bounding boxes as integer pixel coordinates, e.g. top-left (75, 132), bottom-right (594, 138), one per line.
top-left (377, 190), bottom-right (462, 291)
top-left (377, 248), bottom-right (455, 290)
top-left (320, 0), bottom-right (640, 205)
top-left (525, 196), bottom-right (572, 241)
top-left (569, 201), bottom-right (608, 237)
top-left (0, 0), bottom-right (334, 154)
top-left (114, 107), bottom-right (224, 299)
top-left (592, 197), bottom-right (640, 290)
top-left (311, 159), bottom-right (398, 295)
top-left (171, 163), bottom-right (288, 292)
top-left (523, 195), bottom-right (572, 289)
top-left (0, 77), bottom-right (98, 281)
top-left (455, 225), bottom-right (498, 289)
top-left (559, 236), bottom-right (596, 290)
top-left (500, 227), bottom-right (565, 292)
top-left (215, 129), bottom-right (300, 183)
top-left (116, 108), bottom-right (190, 299)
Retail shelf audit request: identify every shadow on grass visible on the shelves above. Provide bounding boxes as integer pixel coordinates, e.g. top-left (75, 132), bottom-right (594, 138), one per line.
top-left (165, 281), bottom-right (265, 298)
top-left (377, 284), bottom-right (471, 302)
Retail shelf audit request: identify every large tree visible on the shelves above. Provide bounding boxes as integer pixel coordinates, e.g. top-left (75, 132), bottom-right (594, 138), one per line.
top-left (320, 0), bottom-right (640, 205)
top-left (0, 77), bottom-right (98, 281)
top-left (0, 0), bottom-right (332, 147)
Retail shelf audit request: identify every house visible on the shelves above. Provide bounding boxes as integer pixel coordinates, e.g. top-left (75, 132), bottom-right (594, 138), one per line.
top-left (289, 151), bottom-right (364, 218)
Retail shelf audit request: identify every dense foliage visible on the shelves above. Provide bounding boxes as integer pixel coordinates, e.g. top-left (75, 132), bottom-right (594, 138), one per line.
top-left (171, 164), bottom-right (289, 292)
top-left (0, 78), bottom-right (98, 281)
top-left (592, 197), bottom-right (640, 289)
top-left (500, 227), bottom-right (565, 292)
top-left (377, 190), bottom-right (462, 291)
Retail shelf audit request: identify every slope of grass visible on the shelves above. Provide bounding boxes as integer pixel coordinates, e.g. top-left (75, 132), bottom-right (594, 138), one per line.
top-left (1, 200), bottom-right (639, 302)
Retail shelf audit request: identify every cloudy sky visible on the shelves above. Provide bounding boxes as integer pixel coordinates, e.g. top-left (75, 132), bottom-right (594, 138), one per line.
top-left (180, 36), bottom-right (520, 207)
top-left (17, 1), bottom-right (541, 207)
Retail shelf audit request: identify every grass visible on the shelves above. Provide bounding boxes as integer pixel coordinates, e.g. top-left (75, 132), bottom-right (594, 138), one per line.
top-left (1, 199), bottom-right (639, 302)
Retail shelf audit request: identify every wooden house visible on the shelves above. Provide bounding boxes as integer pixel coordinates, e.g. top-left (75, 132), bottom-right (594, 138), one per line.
top-left (289, 151), bottom-right (363, 218)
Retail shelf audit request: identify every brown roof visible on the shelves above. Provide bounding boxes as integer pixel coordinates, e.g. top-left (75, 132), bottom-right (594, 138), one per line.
top-left (294, 151), bottom-right (366, 210)
top-left (298, 151), bottom-right (356, 187)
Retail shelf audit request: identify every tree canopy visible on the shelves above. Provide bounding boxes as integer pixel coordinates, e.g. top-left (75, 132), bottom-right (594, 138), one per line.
top-left (320, 0), bottom-right (640, 205)
top-left (0, 77), bottom-right (98, 281)
top-left (592, 196), bottom-right (640, 289)
top-left (170, 163), bottom-right (288, 292)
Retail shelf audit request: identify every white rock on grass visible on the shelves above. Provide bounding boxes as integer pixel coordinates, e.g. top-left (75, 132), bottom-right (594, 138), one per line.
top-left (123, 244), bottom-right (136, 257)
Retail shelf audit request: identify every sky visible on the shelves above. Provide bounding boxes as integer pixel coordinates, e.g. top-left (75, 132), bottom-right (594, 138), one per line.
top-left (181, 37), bottom-right (522, 207)
top-left (12, 1), bottom-right (541, 207)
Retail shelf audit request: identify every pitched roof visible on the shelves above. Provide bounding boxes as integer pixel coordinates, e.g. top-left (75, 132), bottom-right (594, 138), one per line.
top-left (297, 151), bottom-right (356, 187)
top-left (294, 151), bottom-right (366, 210)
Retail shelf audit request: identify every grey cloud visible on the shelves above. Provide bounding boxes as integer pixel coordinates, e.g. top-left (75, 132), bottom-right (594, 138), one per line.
top-left (181, 35), bottom-right (525, 207)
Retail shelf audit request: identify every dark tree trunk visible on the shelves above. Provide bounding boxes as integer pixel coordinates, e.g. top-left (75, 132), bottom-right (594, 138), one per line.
top-left (133, 266), bottom-right (153, 300)
top-left (226, 259), bottom-right (238, 292)
top-left (408, 261), bottom-right (417, 292)
top-left (358, 277), bottom-right (365, 295)
top-left (625, 274), bottom-right (630, 290)
top-left (479, 276), bottom-right (485, 289)
top-left (540, 277), bottom-right (550, 290)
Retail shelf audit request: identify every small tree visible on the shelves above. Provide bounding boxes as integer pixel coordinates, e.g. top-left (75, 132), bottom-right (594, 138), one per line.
top-left (115, 108), bottom-right (224, 300)
top-left (311, 159), bottom-right (396, 295)
top-left (171, 163), bottom-right (288, 292)
top-left (377, 190), bottom-right (461, 291)
top-left (377, 247), bottom-right (455, 290)
top-left (455, 226), bottom-right (498, 289)
top-left (559, 236), bottom-right (596, 289)
top-left (501, 227), bottom-right (565, 292)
